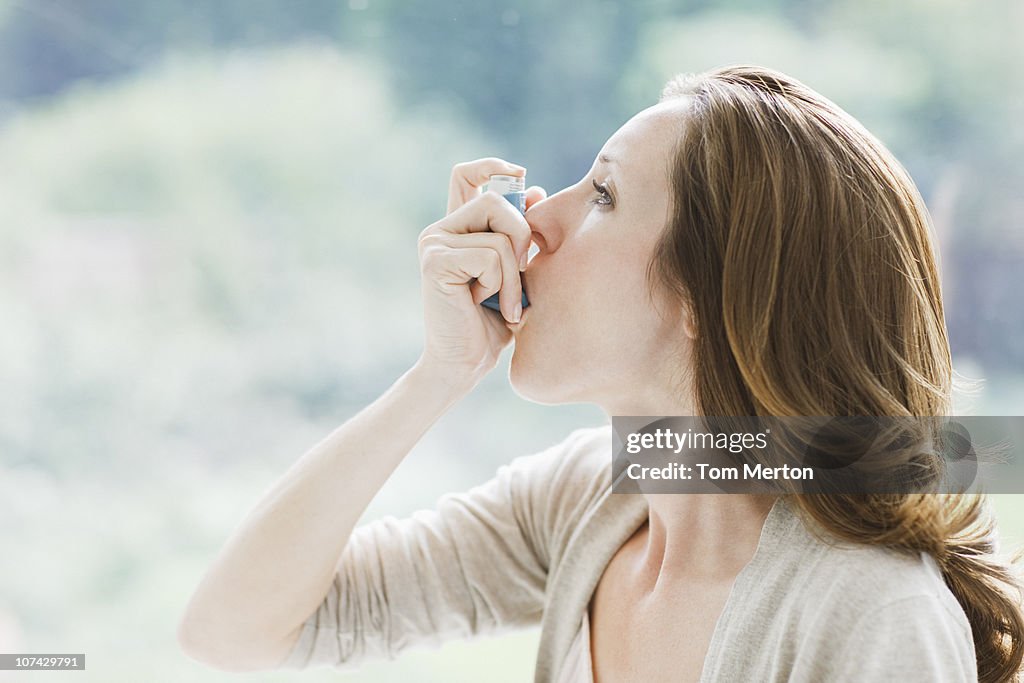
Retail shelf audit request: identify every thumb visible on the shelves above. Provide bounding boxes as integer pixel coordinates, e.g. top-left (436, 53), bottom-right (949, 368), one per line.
top-left (524, 185), bottom-right (547, 211)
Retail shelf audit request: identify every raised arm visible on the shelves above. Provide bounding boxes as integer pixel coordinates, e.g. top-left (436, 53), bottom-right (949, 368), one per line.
top-left (176, 363), bottom-right (467, 670)
top-left (177, 158), bottom-right (541, 671)
top-left (278, 430), bottom-right (573, 671)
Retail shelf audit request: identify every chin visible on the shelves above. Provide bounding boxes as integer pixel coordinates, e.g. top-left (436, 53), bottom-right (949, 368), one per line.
top-left (508, 345), bottom-right (579, 406)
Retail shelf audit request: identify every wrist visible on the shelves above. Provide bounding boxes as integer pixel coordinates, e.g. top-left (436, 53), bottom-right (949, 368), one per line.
top-left (405, 357), bottom-right (479, 406)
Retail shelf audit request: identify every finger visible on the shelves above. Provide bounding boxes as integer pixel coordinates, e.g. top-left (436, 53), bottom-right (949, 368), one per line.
top-left (447, 157), bottom-right (526, 215)
top-left (421, 231), bottom-right (519, 276)
top-left (457, 248), bottom-right (520, 324)
top-left (419, 241), bottom-right (521, 324)
top-left (422, 191), bottom-right (532, 266)
top-left (427, 232), bottom-right (522, 321)
top-left (524, 185), bottom-right (547, 211)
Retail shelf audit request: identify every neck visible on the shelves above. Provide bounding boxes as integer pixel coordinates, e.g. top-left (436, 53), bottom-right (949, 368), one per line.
top-left (598, 363), bottom-right (773, 583)
top-left (638, 493), bottom-right (777, 586)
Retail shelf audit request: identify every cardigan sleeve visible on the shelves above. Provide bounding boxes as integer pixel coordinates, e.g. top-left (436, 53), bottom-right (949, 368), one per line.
top-left (279, 426), bottom-right (609, 670)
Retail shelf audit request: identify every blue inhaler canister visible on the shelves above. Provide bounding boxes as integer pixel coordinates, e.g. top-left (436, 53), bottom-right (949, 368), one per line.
top-left (481, 174), bottom-right (530, 312)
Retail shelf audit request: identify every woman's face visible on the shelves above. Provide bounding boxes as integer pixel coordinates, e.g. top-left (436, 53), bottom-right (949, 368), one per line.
top-left (510, 100), bottom-right (696, 414)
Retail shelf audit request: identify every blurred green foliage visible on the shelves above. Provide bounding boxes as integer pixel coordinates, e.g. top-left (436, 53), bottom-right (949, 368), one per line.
top-left (0, 2), bottom-right (1022, 682)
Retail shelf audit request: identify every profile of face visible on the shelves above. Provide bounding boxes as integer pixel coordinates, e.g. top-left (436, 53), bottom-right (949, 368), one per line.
top-left (510, 100), bottom-right (697, 415)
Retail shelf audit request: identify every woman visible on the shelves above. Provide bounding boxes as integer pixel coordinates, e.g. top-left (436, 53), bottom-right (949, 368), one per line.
top-left (178, 66), bottom-right (1024, 682)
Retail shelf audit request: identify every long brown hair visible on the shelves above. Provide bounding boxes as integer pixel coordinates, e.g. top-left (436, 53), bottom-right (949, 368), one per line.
top-left (654, 65), bottom-right (1024, 682)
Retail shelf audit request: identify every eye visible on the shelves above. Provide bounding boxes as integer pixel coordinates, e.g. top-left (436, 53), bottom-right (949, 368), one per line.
top-left (590, 179), bottom-right (614, 207)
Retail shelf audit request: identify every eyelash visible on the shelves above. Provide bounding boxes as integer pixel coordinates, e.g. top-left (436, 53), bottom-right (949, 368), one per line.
top-left (591, 179), bottom-right (614, 207)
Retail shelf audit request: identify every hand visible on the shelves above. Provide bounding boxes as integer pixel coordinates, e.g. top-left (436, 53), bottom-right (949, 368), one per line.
top-left (416, 157), bottom-right (545, 388)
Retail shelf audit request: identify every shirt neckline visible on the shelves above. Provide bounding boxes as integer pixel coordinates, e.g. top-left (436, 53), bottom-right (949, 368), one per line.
top-left (695, 496), bottom-right (805, 682)
top-left (575, 495), bottom-right (801, 683)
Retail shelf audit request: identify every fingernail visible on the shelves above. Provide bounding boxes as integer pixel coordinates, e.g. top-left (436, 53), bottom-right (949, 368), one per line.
top-left (519, 252), bottom-right (528, 271)
top-left (512, 302), bottom-right (522, 323)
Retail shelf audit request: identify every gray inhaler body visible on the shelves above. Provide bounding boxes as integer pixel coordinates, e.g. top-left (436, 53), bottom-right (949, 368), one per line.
top-left (481, 174), bottom-right (530, 313)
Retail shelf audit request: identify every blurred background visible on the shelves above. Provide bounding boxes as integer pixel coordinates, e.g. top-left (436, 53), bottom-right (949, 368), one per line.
top-left (0, 1), bottom-right (1021, 681)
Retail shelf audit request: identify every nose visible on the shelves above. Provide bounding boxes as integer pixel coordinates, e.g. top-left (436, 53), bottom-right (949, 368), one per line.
top-left (524, 185), bottom-right (576, 254)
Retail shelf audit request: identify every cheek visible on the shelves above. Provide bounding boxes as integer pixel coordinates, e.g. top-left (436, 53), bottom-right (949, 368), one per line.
top-left (567, 234), bottom-right (646, 293)
top-left (515, 241), bottom-right (656, 367)
top-left (580, 242), bottom-right (655, 317)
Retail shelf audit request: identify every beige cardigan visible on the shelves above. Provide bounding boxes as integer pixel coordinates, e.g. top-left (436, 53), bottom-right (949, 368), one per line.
top-left (281, 425), bottom-right (977, 682)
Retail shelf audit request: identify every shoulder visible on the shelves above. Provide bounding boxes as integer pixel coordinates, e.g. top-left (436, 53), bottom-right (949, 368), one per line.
top-left (777, 506), bottom-right (976, 676)
top-left (795, 520), bottom-right (970, 632)
top-left (800, 547), bottom-right (976, 679)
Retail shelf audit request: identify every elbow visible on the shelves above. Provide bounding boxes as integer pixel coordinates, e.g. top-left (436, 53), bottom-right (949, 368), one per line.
top-left (176, 610), bottom-right (234, 671)
top-left (177, 611), bottom-right (216, 668)
top-left (177, 608), bottom-right (280, 673)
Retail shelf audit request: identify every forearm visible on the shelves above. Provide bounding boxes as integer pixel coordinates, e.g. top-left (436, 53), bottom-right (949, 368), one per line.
top-left (178, 360), bottom-right (469, 670)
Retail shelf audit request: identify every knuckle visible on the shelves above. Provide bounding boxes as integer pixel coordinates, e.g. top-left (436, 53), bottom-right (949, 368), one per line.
top-left (419, 244), bottom-right (447, 271)
top-left (493, 234), bottom-right (515, 260)
top-left (486, 249), bottom-right (501, 270)
top-left (417, 231), bottom-right (444, 250)
top-left (418, 224), bottom-right (439, 243)
top-left (481, 190), bottom-right (505, 210)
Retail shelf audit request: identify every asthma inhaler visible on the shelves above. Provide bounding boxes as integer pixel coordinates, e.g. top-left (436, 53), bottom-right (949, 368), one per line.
top-left (481, 174), bottom-right (530, 313)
